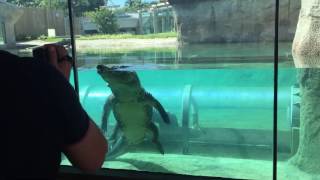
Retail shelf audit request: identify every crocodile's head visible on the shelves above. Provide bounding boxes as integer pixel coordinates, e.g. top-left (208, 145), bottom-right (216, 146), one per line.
top-left (97, 65), bottom-right (142, 99)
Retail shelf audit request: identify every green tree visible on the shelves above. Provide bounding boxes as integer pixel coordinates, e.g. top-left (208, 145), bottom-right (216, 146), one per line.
top-left (85, 8), bottom-right (118, 34)
top-left (7, 0), bottom-right (105, 16)
top-left (7, 0), bottom-right (43, 7)
top-left (73, 0), bottom-right (106, 16)
top-left (124, 0), bottom-right (152, 12)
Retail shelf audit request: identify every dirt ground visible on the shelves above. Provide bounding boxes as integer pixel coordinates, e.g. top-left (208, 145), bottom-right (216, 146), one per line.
top-left (75, 38), bottom-right (177, 50)
top-left (13, 38), bottom-right (177, 54)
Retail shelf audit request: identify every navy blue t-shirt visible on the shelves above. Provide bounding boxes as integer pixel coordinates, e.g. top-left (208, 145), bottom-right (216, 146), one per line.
top-left (1, 50), bottom-right (90, 179)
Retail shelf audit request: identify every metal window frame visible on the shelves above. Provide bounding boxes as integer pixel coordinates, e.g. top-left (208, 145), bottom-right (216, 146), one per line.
top-left (273, 0), bottom-right (279, 179)
top-left (67, 0), bottom-right (79, 96)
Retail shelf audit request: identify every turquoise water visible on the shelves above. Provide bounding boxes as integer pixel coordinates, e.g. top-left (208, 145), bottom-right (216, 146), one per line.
top-left (76, 67), bottom-right (296, 131)
top-left (76, 42), bottom-right (294, 69)
top-left (68, 64), bottom-right (299, 179)
top-left (72, 65), bottom-right (297, 162)
top-left (63, 43), bottom-right (303, 179)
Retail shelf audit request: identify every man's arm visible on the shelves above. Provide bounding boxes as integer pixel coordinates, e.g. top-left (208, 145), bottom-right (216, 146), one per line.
top-left (63, 120), bottom-right (108, 172)
top-left (45, 45), bottom-right (108, 172)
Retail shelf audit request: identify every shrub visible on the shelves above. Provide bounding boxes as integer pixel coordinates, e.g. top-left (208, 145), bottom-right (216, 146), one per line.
top-left (16, 34), bottom-right (35, 41)
top-left (38, 34), bottom-right (47, 40)
top-left (84, 8), bottom-right (118, 34)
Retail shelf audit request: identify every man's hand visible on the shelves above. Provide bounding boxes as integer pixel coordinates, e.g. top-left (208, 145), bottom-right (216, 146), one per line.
top-left (44, 44), bottom-right (73, 79)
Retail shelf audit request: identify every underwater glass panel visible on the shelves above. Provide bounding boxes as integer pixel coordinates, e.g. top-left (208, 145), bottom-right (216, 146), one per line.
top-left (66, 0), bottom-right (279, 179)
top-left (277, 0), bottom-right (320, 179)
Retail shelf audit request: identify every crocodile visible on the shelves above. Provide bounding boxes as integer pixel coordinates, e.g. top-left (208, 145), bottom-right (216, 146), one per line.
top-left (96, 65), bottom-right (170, 160)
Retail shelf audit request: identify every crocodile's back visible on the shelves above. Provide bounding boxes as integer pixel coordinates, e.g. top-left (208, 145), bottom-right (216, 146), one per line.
top-left (113, 101), bottom-right (152, 145)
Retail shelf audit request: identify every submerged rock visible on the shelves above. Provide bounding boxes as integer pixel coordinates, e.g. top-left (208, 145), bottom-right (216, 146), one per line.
top-left (289, 69), bottom-right (320, 174)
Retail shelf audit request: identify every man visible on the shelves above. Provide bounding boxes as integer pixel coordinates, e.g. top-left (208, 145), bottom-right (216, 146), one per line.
top-left (1, 45), bottom-right (108, 179)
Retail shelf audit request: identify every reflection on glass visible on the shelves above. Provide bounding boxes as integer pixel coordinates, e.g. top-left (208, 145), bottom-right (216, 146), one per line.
top-left (69, 0), bottom-right (280, 179)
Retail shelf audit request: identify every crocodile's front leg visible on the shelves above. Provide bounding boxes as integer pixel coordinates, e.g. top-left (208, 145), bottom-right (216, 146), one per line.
top-left (148, 122), bottom-right (164, 155)
top-left (145, 92), bottom-right (170, 124)
top-left (101, 94), bottom-right (115, 136)
top-left (105, 135), bottom-right (128, 161)
top-left (109, 123), bottom-right (120, 147)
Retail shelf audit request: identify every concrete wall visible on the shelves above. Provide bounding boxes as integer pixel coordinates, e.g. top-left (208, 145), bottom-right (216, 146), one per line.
top-left (168, 0), bottom-right (301, 44)
top-left (0, 1), bottom-right (23, 47)
top-left (14, 7), bottom-right (81, 40)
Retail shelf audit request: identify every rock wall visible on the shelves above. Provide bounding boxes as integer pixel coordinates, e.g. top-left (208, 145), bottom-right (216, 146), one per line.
top-left (292, 0), bottom-right (320, 68)
top-left (168, 0), bottom-right (300, 44)
top-left (289, 69), bottom-right (320, 174)
top-left (289, 0), bottom-right (320, 174)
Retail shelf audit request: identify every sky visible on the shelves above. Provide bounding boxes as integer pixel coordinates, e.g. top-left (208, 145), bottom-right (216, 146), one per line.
top-left (108, 0), bottom-right (156, 7)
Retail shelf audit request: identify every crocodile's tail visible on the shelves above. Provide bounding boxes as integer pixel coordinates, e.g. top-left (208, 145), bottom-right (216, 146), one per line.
top-left (105, 136), bottom-right (128, 161)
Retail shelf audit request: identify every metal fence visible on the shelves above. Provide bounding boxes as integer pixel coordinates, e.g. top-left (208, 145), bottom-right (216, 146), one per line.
top-left (139, 6), bottom-right (175, 34)
top-left (13, 6), bottom-right (175, 39)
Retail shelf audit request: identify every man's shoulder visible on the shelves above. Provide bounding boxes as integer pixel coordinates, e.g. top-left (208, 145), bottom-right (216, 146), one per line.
top-left (0, 50), bottom-right (35, 64)
top-left (0, 50), bottom-right (19, 60)
top-left (0, 50), bottom-right (54, 71)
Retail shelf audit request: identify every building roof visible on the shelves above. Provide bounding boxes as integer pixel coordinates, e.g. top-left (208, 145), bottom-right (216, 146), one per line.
top-left (116, 13), bottom-right (139, 29)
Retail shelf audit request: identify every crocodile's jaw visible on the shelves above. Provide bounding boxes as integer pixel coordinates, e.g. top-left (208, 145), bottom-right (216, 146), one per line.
top-left (97, 65), bottom-right (142, 101)
top-left (97, 65), bottom-right (136, 84)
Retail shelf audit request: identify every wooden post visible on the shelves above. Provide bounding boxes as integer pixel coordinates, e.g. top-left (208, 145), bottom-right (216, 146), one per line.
top-left (161, 11), bottom-right (165, 32)
top-left (138, 11), bottom-right (143, 34)
top-left (164, 9), bottom-right (170, 32)
top-left (3, 22), bottom-right (16, 48)
top-left (0, 22), bottom-right (4, 44)
top-left (152, 8), bottom-right (159, 33)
